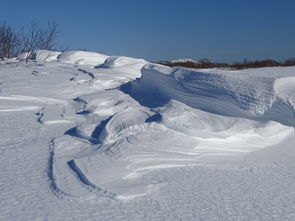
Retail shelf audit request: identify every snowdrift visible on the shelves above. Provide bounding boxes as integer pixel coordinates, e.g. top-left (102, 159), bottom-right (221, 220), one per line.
top-left (123, 64), bottom-right (295, 127)
top-left (2, 51), bottom-right (295, 220)
top-left (95, 56), bottom-right (148, 77)
top-left (98, 56), bottom-right (147, 68)
top-left (32, 50), bottom-right (62, 61)
top-left (18, 50), bottom-right (62, 62)
top-left (57, 50), bottom-right (109, 66)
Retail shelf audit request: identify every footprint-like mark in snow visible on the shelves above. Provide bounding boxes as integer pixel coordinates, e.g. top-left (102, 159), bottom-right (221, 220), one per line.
top-left (78, 68), bottom-right (95, 79)
top-left (36, 107), bottom-right (45, 124)
top-left (48, 137), bottom-right (116, 200)
top-left (48, 96), bottom-right (118, 200)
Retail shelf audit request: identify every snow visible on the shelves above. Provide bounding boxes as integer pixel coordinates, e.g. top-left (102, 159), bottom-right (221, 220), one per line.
top-left (33, 50), bottom-right (62, 61)
top-left (57, 50), bottom-right (109, 66)
top-left (17, 50), bottom-right (62, 62)
top-left (17, 52), bottom-right (29, 61)
top-left (1, 53), bottom-right (295, 220)
top-left (170, 58), bottom-right (199, 63)
top-left (99, 56), bottom-right (147, 68)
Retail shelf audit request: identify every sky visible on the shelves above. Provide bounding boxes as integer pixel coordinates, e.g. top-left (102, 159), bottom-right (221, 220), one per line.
top-left (0, 0), bottom-right (294, 63)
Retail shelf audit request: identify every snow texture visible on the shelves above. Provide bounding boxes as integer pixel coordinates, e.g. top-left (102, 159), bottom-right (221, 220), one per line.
top-left (0, 51), bottom-right (295, 220)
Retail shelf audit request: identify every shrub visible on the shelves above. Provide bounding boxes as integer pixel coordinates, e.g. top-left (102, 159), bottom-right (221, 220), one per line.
top-left (0, 21), bottom-right (60, 62)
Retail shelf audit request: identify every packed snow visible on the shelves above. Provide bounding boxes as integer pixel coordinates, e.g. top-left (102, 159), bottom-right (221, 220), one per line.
top-left (58, 50), bottom-right (109, 66)
top-left (1, 50), bottom-right (295, 220)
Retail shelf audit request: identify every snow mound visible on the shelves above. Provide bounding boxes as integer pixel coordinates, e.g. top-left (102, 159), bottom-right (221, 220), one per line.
top-left (99, 107), bottom-right (151, 144)
top-left (274, 77), bottom-right (295, 107)
top-left (32, 50), bottom-right (62, 61)
top-left (123, 65), bottom-right (295, 127)
top-left (17, 50), bottom-right (61, 62)
top-left (58, 50), bottom-right (109, 66)
top-left (97, 56), bottom-right (147, 68)
top-left (2, 52), bottom-right (295, 219)
top-left (94, 56), bottom-right (149, 79)
top-left (158, 100), bottom-right (292, 140)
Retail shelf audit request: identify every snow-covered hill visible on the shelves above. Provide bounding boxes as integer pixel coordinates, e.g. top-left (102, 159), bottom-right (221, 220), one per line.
top-left (1, 50), bottom-right (295, 220)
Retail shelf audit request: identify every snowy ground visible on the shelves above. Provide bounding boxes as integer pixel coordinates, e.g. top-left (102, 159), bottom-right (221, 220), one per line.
top-left (1, 50), bottom-right (295, 220)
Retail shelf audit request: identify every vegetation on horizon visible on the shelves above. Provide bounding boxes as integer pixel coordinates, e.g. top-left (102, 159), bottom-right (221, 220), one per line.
top-left (159, 58), bottom-right (295, 70)
top-left (1, 21), bottom-right (294, 69)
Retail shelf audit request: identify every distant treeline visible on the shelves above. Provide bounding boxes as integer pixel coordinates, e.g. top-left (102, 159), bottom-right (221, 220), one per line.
top-left (158, 58), bottom-right (295, 69)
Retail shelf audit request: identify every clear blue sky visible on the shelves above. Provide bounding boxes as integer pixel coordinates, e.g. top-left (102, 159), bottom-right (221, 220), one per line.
top-left (1, 0), bottom-right (294, 62)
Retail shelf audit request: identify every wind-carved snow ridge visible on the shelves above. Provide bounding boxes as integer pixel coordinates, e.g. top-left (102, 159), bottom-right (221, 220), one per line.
top-left (122, 64), bottom-right (295, 127)
top-left (47, 62), bottom-right (295, 201)
top-left (57, 51), bottom-right (109, 66)
top-left (2, 53), bottom-right (295, 220)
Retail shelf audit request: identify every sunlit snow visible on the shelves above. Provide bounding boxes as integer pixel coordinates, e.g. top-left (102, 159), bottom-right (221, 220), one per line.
top-left (1, 50), bottom-right (295, 220)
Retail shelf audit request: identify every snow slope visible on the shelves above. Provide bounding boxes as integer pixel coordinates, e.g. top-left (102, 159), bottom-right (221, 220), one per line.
top-left (57, 50), bottom-right (109, 66)
top-left (1, 52), bottom-right (295, 220)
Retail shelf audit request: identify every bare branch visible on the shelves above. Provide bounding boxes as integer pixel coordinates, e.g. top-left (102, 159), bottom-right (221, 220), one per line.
top-left (0, 21), bottom-right (19, 60)
top-left (19, 21), bottom-right (61, 63)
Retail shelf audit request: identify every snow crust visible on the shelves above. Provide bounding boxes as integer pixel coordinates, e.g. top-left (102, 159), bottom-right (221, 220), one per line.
top-left (1, 54), bottom-right (295, 220)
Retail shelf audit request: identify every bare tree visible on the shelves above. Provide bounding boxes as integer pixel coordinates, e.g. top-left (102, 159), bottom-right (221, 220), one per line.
top-left (43, 22), bottom-right (60, 50)
top-left (19, 21), bottom-right (60, 63)
top-left (0, 22), bottom-right (19, 60)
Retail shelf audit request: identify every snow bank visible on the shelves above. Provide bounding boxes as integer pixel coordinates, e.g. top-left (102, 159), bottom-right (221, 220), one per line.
top-left (274, 77), bottom-right (295, 107)
top-left (96, 56), bottom-right (148, 74)
top-left (94, 56), bottom-right (149, 80)
top-left (124, 64), bottom-right (295, 126)
top-left (17, 50), bottom-right (61, 62)
top-left (58, 50), bottom-right (109, 66)
top-left (32, 50), bottom-right (62, 61)
top-left (2, 55), bottom-right (295, 219)
top-left (98, 56), bottom-right (147, 68)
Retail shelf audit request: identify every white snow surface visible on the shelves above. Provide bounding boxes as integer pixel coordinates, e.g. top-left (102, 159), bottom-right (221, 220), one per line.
top-left (57, 50), bottom-right (109, 66)
top-left (33, 50), bottom-right (62, 61)
top-left (17, 50), bottom-right (62, 62)
top-left (1, 53), bottom-right (295, 220)
top-left (170, 58), bottom-right (199, 63)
